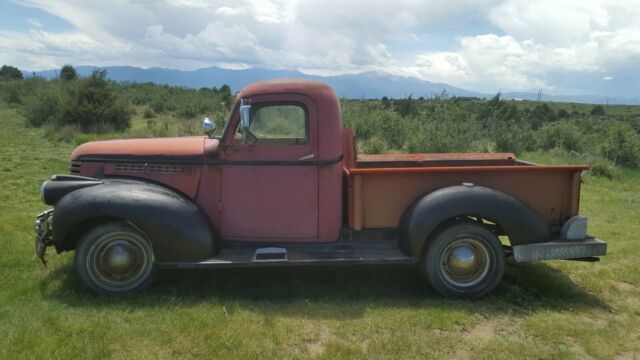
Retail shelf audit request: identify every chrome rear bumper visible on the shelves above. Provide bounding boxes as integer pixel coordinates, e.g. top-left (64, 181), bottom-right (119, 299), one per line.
top-left (512, 237), bottom-right (607, 263)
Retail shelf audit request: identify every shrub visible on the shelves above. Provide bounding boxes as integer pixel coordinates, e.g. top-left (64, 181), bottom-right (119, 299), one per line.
top-left (589, 161), bottom-right (618, 179)
top-left (177, 102), bottom-right (199, 119)
top-left (360, 136), bottom-right (387, 154)
top-left (1, 82), bottom-right (23, 104)
top-left (394, 96), bottom-right (418, 118)
top-left (143, 107), bottom-right (155, 119)
top-left (590, 105), bottom-right (605, 116)
top-left (536, 122), bottom-right (583, 152)
top-left (57, 70), bottom-right (131, 132)
top-left (600, 123), bottom-right (640, 167)
top-left (22, 90), bottom-right (60, 127)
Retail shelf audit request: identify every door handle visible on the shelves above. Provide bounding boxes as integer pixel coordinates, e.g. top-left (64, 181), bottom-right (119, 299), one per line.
top-left (298, 154), bottom-right (315, 161)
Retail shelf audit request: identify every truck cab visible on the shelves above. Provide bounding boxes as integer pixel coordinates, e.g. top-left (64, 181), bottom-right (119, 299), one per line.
top-left (36, 79), bottom-right (607, 298)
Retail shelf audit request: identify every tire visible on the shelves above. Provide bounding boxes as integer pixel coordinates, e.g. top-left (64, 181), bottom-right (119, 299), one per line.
top-left (423, 222), bottom-right (504, 299)
top-left (75, 221), bottom-right (156, 294)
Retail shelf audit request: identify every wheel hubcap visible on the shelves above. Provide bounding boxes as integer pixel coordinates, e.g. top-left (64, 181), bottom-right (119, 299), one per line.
top-left (87, 232), bottom-right (152, 291)
top-left (441, 237), bottom-right (491, 287)
top-left (99, 240), bottom-right (139, 277)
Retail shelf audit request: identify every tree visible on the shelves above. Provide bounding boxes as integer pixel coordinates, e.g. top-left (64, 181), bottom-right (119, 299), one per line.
top-left (59, 65), bottom-right (77, 81)
top-left (0, 65), bottom-right (23, 81)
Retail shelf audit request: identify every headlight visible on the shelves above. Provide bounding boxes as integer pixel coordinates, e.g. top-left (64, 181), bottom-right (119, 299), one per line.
top-left (40, 181), bottom-right (49, 203)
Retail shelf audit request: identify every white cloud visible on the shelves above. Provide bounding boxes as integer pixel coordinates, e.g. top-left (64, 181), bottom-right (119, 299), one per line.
top-left (1, 0), bottom-right (640, 95)
top-left (27, 18), bottom-right (42, 28)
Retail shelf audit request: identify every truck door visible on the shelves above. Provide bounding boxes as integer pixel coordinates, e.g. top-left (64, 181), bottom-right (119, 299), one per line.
top-left (220, 94), bottom-right (319, 241)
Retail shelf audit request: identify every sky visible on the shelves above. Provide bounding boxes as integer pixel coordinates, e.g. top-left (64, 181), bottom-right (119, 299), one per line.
top-left (1, 0), bottom-right (639, 96)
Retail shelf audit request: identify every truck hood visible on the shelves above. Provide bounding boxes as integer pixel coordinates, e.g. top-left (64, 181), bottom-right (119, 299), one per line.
top-left (71, 136), bottom-right (215, 160)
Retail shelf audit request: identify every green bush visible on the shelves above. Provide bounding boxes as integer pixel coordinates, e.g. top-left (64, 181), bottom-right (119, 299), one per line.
top-left (536, 122), bottom-right (583, 152)
top-left (22, 89), bottom-right (60, 127)
top-left (591, 105), bottom-right (605, 116)
top-left (600, 123), bottom-right (640, 167)
top-left (360, 136), bottom-right (387, 154)
top-left (57, 70), bottom-right (131, 132)
top-left (0, 82), bottom-right (23, 104)
top-left (143, 107), bottom-right (155, 119)
top-left (589, 161), bottom-right (618, 179)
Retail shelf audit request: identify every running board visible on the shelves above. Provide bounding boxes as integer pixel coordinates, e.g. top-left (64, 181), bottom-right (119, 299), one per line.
top-left (157, 245), bottom-right (416, 269)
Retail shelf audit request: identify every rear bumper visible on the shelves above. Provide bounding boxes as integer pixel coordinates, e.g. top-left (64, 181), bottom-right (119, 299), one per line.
top-left (512, 237), bottom-right (607, 263)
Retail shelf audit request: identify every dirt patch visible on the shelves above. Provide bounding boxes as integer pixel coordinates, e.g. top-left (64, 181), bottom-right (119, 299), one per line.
top-left (616, 351), bottom-right (640, 360)
top-left (463, 320), bottom-right (496, 340)
top-left (305, 324), bottom-right (331, 357)
top-left (611, 280), bottom-right (637, 292)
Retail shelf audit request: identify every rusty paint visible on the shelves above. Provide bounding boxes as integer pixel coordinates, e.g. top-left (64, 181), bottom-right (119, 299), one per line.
top-left (353, 175), bottom-right (363, 231)
top-left (349, 164), bottom-right (589, 175)
top-left (346, 168), bottom-right (586, 229)
top-left (71, 136), bottom-right (206, 159)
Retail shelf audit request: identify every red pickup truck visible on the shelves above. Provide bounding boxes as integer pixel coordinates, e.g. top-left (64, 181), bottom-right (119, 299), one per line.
top-left (36, 79), bottom-right (606, 298)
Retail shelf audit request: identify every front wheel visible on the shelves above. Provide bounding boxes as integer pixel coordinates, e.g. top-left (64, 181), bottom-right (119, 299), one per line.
top-left (75, 221), bottom-right (156, 294)
top-left (423, 222), bottom-right (504, 299)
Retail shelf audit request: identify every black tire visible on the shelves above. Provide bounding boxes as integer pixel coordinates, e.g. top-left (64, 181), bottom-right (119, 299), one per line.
top-left (75, 221), bottom-right (156, 294)
top-left (423, 222), bottom-right (504, 299)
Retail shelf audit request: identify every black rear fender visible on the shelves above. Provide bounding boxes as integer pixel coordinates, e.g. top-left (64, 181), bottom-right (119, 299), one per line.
top-left (400, 185), bottom-right (551, 258)
top-left (52, 179), bottom-right (216, 262)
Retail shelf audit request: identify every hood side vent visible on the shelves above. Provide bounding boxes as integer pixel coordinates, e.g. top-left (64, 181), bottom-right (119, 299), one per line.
top-left (69, 161), bottom-right (82, 174)
top-left (113, 163), bottom-right (192, 175)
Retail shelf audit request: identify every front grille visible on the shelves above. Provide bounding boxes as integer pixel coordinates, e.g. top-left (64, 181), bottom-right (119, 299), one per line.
top-left (113, 163), bottom-right (192, 175)
top-left (69, 161), bottom-right (82, 174)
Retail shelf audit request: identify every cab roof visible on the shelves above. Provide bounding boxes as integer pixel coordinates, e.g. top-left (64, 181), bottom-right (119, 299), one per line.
top-left (236, 78), bottom-right (337, 102)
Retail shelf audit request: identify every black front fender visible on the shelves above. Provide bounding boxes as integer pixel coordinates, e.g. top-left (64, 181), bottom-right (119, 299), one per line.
top-left (400, 185), bottom-right (551, 258)
top-left (52, 179), bottom-right (216, 262)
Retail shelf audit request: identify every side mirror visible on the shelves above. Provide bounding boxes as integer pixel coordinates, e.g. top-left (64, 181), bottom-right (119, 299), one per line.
top-left (202, 117), bottom-right (216, 137)
top-left (240, 99), bottom-right (251, 130)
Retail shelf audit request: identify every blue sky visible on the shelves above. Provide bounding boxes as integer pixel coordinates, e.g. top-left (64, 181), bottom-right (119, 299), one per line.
top-left (1, 0), bottom-right (639, 97)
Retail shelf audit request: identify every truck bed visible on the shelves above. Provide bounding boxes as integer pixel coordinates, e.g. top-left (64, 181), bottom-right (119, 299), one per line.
top-left (342, 129), bottom-right (588, 231)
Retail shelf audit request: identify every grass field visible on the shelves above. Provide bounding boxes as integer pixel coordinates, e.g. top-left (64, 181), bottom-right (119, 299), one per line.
top-left (1, 105), bottom-right (640, 359)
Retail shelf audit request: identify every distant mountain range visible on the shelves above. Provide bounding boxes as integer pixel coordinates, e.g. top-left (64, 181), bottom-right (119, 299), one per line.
top-left (26, 66), bottom-right (640, 105)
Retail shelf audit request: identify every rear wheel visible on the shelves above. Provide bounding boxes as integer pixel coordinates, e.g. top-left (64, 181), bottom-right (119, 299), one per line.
top-left (75, 221), bottom-right (156, 294)
top-left (423, 222), bottom-right (504, 299)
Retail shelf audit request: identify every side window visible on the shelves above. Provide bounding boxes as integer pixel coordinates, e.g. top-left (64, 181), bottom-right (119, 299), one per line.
top-left (236, 103), bottom-right (308, 145)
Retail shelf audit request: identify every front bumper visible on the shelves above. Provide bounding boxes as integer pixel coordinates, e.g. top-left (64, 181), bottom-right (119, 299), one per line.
top-left (512, 236), bottom-right (607, 263)
top-left (35, 209), bottom-right (54, 267)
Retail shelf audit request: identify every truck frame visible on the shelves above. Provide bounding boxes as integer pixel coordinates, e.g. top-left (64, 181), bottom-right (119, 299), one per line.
top-left (36, 79), bottom-right (606, 298)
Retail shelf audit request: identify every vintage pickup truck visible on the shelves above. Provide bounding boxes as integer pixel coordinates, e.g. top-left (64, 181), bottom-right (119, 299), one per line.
top-left (36, 79), bottom-right (606, 298)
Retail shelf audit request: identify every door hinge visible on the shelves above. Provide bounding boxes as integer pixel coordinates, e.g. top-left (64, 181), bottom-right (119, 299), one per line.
top-left (217, 201), bottom-right (224, 211)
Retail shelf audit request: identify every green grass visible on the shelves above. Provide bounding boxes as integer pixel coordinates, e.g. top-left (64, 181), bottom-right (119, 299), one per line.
top-left (1, 105), bottom-right (640, 359)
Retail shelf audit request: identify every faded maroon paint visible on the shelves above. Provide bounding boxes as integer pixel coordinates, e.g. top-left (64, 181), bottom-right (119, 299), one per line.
top-left (102, 163), bottom-right (203, 198)
top-left (220, 92), bottom-right (320, 240)
top-left (204, 79), bottom-right (344, 242)
top-left (72, 136), bottom-right (212, 199)
top-left (235, 79), bottom-right (343, 162)
top-left (195, 163), bottom-right (223, 235)
top-left (71, 136), bottom-right (208, 159)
